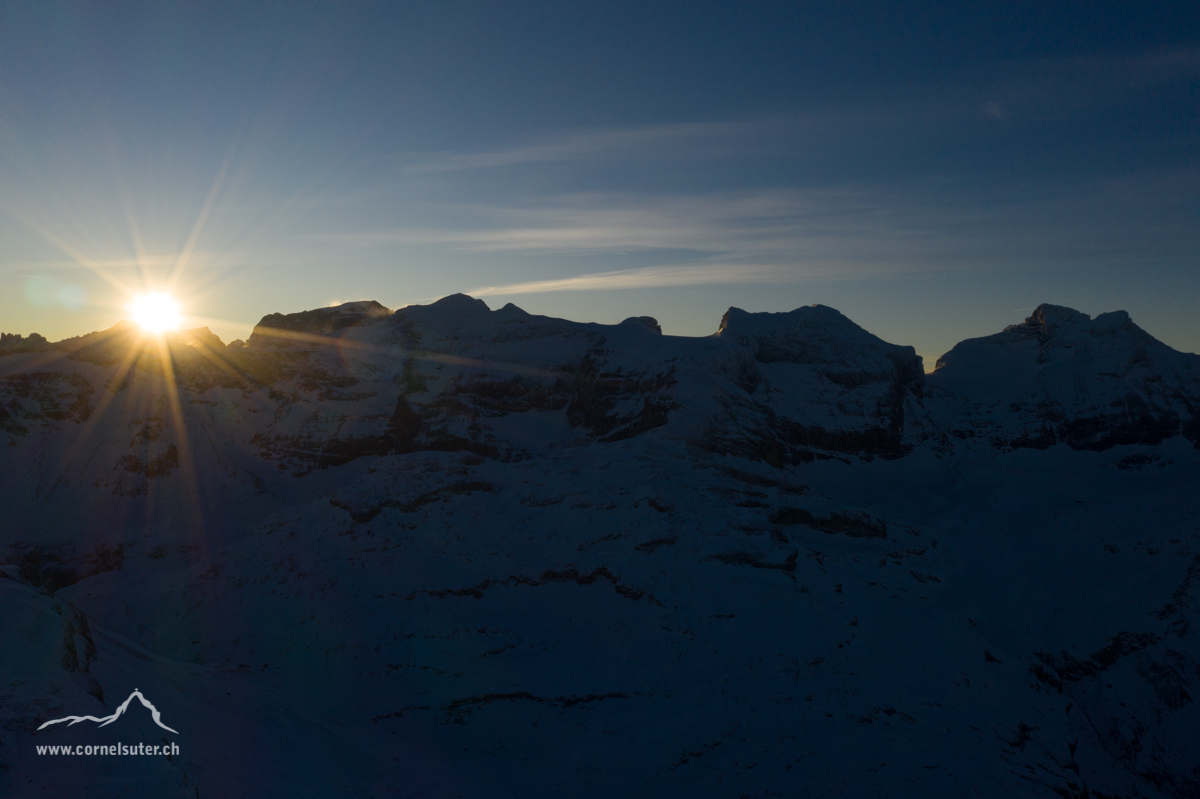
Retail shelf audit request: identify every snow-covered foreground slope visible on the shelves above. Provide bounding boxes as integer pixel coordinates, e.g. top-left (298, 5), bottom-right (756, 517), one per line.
top-left (1, 297), bottom-right (1197, 797)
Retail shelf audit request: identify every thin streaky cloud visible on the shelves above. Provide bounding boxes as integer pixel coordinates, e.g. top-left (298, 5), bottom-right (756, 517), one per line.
top-left (468, 262), bottom-right (903, 297)
top-left (398, 120), bottom-right (772, 174)
top-left (390, 51), bottom-right (1200, 176)
top-left (321, 166), bottom-right (1200, 269)
top-left (388, 111), bottom-right (932, 176)
top-left (318, 189), bottom-right (901, 257)
top-left (972, 47), bottom-right (1200, 124)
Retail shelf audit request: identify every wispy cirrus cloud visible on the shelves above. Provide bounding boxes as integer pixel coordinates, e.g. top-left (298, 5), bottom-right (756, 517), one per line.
top-left (313, 162), bottom-right (1200, 301)
top-left (398, 120), bottom-right (770, 174)
top-left (387, 48), bottom-right (1200, 176)
top-left (973, 47), bottom-right (1200, 123)
top-left (307, 50), bottom-right (1200, 307)
top-left (315, 186), bottom-right (983, 299)
top-left (466, 259), bottom-right (921, 297)
top-left (319, 189), bottom-right (908, 257)
top-left (468, 263), bottom-right (791, 296)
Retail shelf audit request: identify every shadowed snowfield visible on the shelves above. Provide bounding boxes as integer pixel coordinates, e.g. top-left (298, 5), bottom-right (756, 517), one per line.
top-left (1, 296), bottom-right (1198, 797)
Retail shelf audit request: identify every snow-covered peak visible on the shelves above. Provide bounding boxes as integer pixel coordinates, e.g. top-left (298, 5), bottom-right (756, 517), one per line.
top-left (0, 331), bottom-right (50, 355)
top-left (718, 303), bottom-right (854, 337)
top-left (928, 304), bottom-right (1200, 451)
top-left (1013, 302), bottom-right (1091, 332)
top-left (619, 316), bottom-right (662, 334)
top-left (394, 293), bottom-right (491, 324)
top-left (717, 304), bottom-right (923, 385)
top-left (992, 304), bottom-right (1161, 364)
top-left (248, 299), bottom-right (392, 346)
top-left (387, 296), bottom-right (672, 361)
top-left (934, 303), bottom-right (1193, 381)
top-left (177, 326), bottom-right (224, 349)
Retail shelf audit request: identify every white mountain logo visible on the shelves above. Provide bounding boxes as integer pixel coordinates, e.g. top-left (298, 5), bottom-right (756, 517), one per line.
top-left (38, 689), bottom-right (178, 734)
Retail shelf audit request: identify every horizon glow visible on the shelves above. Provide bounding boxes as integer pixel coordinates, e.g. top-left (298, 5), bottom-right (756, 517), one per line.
top-left (0, 3), bottom-right (1197, 365)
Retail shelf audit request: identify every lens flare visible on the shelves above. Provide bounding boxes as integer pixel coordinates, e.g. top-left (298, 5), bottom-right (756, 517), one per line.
top-left (129, 292), bottom-right (182, 333)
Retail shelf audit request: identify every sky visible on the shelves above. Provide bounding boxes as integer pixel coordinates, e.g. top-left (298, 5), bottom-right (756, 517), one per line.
top-left (1, 1), bottom-right (1197, 368)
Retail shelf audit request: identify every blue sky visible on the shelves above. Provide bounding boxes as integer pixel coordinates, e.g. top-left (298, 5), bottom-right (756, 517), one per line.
top-left (1, 1), bottom-right (1197, 366)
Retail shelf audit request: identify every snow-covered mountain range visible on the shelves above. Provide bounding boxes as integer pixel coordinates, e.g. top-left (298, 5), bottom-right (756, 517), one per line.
top-left (1, 296), bottom-right (1197, 797)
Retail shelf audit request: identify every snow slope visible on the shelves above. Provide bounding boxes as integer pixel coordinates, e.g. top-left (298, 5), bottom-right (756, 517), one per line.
top-left (1, 298), bottom-right (1197, 798)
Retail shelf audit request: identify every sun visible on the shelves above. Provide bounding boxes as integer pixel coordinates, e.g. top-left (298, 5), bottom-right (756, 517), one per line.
top-left (128, 292), bottom-right (182, 333)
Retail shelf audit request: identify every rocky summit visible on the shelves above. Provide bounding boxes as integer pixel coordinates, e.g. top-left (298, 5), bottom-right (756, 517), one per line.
top-left (1, 296), bottom-right (1198, 797)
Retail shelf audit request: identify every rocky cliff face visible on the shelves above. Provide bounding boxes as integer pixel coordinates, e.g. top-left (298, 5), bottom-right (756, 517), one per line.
top-left (1, 297), bottom-right (1197, 798)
